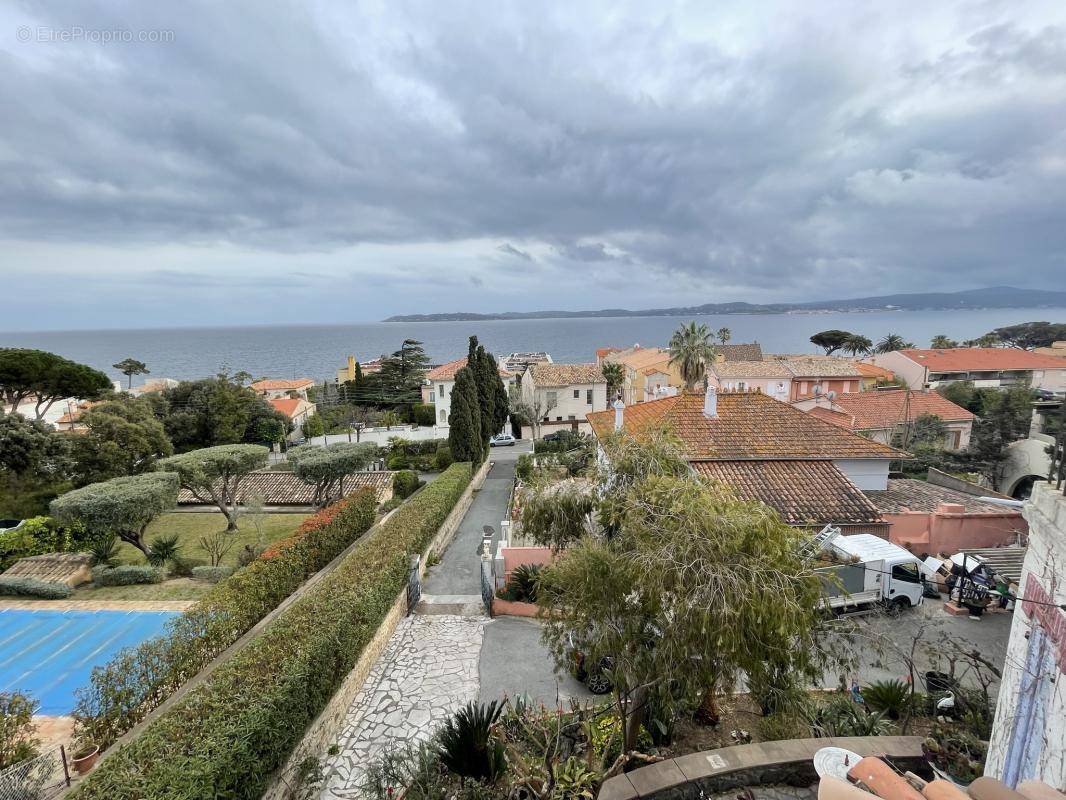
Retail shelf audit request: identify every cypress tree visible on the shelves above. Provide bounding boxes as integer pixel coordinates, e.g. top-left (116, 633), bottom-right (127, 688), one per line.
top-left (448, 366), bottom-right (483, 463)
top-left (474, 345), bottom-right (496, 439)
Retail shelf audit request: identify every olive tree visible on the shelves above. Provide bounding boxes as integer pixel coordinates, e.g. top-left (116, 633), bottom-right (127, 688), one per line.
top-left (289, 442), bottom-right (378, 507)
top-left (157, 444), bottom-right (269, 531)
top-left (538, 431), bottom-right (829, 761)
top-left (51, 472), bottom-right (179, 557)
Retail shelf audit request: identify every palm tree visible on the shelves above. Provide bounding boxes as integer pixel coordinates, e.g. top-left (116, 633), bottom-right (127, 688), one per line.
top-left (874, 334), bottom-right (913, 354)
top-left (930, 335), bottom-right (958, 349)
top-left (841, 334), bottom-right (873, 356)
top-left (601, 361), bottom-right (625, 404)
top-left (668, 322), bottom-right (718, 390)
top-left (716, 327), bottom-right (731, 344)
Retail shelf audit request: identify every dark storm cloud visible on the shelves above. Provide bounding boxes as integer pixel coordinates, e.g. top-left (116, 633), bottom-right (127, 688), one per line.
top-left (1, 0), bottom-right (1065, 327)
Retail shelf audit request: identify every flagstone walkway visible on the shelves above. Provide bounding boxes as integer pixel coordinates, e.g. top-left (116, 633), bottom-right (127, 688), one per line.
top-left (319, 614), bottom-right (487, 799)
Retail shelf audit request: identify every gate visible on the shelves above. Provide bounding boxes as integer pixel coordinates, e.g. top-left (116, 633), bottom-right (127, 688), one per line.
top-left (407, 555), bottom-right (421, 613)
top-left (480, 559), bottom-right (495, 616)
top-left (0, 745), bottom-right (70, 800)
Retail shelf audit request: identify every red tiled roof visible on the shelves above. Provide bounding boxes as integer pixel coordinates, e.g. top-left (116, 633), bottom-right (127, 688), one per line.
top-left (529, 362), bottom-right (603, 386)
top-left (426, 357), bottom-right (511, 381)
top-left (805, 406), bottom-right (855, 429)
top-left (693, 460), bottom-right (885, 526)
top-left (596, 347), bottom-right (622, 359)
top-left (178, 470), bottom-right (393, 506)
top-left (897, 347), bottom-right (1066, 372)
top-left (251, 378), bottom-right (314, 392)
top-left (586, 391), bottom-right (903, 460)
top-left (865, 478), bottom-right (1022, 515)
top-left (831, 390), bottom-right (974, 430)
top-left (855, 362), bottom-right (896, 380)
top-left (269, 398), bottom-right (306, 418)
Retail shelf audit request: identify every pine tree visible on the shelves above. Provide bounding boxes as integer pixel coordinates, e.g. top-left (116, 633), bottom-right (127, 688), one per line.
top-left (448, 366), bottom-right (483, 463)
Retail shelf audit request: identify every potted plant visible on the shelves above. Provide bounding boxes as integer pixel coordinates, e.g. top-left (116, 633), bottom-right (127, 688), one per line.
top-left (71, 744), bottom-right (100, 775)
top-left (923, 724), bottom-right (986, 787)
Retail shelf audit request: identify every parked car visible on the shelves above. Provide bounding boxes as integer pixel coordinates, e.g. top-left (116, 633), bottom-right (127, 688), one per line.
top-left (490, 433), bottom-right (516, 447)
top-left (566, 632), bottom-right (614, 694)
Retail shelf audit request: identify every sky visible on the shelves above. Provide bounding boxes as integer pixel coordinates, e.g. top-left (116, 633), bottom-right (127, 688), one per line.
top-left (1, 1), bottom-right (1065, 330)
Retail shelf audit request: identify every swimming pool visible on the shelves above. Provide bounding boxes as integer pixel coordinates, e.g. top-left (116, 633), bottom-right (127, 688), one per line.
top-left (0, 609), bottom-right (180, 714)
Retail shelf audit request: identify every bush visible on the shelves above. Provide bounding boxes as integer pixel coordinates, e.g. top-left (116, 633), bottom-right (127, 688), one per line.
top-left (498, 563), bottom-right (542, 603)
top-left (436, 701), bottom-right (506, 782)
top-left (393, 470), bottom-right (421, 500)
top-left (72, 462), bottom-right (474, 800)
top-left (1, 691), bottom-right (40, 770)
top-left (0, 515), bottom-right (87, 571)
top-left (72, 487), bottom-right (381, 751)
top-left (386, 454), bottom-right (411, 470)
top-left (146, 534), bottom-right (181, 568)
top-left (433, 446), bottom-right (453, 471)
top-left (191, 566), bottom-right (234, 583)
top-left (380, 497), bottom-right (403, 513)
top-left (0, 576), bottom-right (73, 599)
top-left (757, 712), bottom-right (810, 742)
top-left (92, 565), bottom-right (164, 586)
top-left (412, 403), bottom-right (436, 426)
top-left (88, 536), bottom-right (120, 568)
top-left (862, 679), bottom-right (910, 719)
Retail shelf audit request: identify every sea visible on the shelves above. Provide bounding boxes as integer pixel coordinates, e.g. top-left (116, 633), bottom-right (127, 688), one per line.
top-left (3, 308), bottom-right (1064, 386)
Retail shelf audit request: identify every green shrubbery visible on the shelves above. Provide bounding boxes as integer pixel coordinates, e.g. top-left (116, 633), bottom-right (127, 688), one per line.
top-left (91, 565), bottom-right (164, 586)
top-left (191, 565), bottom-right (234, 583)
top-left (0, 575), bottom-right (73, 599)
top-left (392, 470), bottom-right (421, 499)
top-left (72, 462), bottom-right (473, 800)
top-left (72, 487), bottom-right (380, 750)
top-left (0, 516), bottom-right (90, 571)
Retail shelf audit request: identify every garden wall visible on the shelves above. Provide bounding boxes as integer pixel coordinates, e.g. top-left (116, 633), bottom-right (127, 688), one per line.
top-left (260, 457), bottom-right (491, 800)
top-left (886, 505), bottom-right (1026, 555)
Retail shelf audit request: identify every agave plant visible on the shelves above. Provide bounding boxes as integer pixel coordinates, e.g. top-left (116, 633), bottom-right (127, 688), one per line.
top-left (808, 694), bottom-right (893, 737)
top-left (509, 564), bottom-right (543, 603)
top-left (862, 679), bottom-right (910, 719)
top-left (435, 701), bottom-right (506, 782)
top-left (146, 533), bottom-right (181, 567)
top-left (87, 535), bottom-right (121, 567)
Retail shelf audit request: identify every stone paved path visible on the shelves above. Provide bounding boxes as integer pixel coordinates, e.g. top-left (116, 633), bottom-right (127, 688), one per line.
top-left (319, 614), bottom-right (487, 799)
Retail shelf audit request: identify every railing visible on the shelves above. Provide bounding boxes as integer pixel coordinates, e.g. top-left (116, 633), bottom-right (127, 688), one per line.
top-left (0, 746), bottom-right (69, 800)
top-left (1049, 433), bottom-right (1066, 495)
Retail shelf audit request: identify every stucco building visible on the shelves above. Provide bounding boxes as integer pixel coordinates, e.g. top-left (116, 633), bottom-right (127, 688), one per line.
top-left (869, 348), bottom-right (1066, 393)
top-left (520, 362), bottom-right (606, 437)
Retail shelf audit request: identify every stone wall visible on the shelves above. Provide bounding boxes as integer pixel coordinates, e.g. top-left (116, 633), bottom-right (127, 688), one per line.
top-left (986, 480), bottom-right (1066, 790)
top-left (262, 458), bottom-right (491, 800)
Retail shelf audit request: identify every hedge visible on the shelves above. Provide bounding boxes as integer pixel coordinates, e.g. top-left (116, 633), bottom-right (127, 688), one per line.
top-left (72, 462), bottom-right (474, 800)
top-left (0, 575), bottom-right (73, 599)
top-left (191, 565), bottom-right (234, 583)
top-left (72, 487), bottom-right (380, 750)
top-left (392, 470), bottom-right (420, 499)
top-left (91, 565), bottom-right (163, 586)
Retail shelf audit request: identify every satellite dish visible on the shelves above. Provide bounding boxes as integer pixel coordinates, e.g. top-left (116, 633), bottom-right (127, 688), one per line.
top-left (813, 385), bottom-right (823, 396)
top-left (827, 390), bottom-right (837, 401)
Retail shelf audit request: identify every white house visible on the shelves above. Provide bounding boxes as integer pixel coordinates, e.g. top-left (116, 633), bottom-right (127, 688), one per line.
top-left (269, 397), bottom-right (316, 440)
top-left (521, 362), bottom-right (607, 438)
top-left (424, 357), bottom-right (515, 429)
top-left (869, 348), bottom-right (1066, 393)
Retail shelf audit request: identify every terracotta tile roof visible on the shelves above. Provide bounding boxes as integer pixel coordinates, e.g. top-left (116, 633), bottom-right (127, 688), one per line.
top-left (529, 362), bottom-right (604, 386)
top-left (693, 460), bottom-right (885, 526)
top-left (711, 360), bottom-right (793, 378)
top-left (896, 347), bottom-right (1066, 372)
top-left (426, 357), bottom-right (512, 380)
top-left (805, 406), bottom-right (855, 429)
top-left (717, 343), bottom-right (764, 361)
top-left (268, 398), bottom-right (308, 418)
top-left (782, 358), bottom-right (863, 378)
top-left (611, 347), bottom-right (671, 372)
top-left (586, 391), bottom-right (903, 459)
top-left (831, 390), bottom-right (974, 430)
top-left (856, 362), bottom-right (897, 379)
top-left (178, 470), bottom-right (393, 506)
top-left (865, 478), bottom-right (1022, 515)
top-left (596, 347), bottom-right (622, 359)
top-left (251, 378), bottom-right (315, 392)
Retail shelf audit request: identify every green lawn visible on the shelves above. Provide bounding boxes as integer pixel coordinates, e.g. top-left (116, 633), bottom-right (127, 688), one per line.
top-left (114, 511), bottom-right (310, 568)
top-left (64, 512), bottom-right (310, 602)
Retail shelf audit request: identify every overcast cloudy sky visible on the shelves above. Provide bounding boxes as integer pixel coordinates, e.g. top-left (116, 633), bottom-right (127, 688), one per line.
top-left (1, 1), bottom-right (1065, 330)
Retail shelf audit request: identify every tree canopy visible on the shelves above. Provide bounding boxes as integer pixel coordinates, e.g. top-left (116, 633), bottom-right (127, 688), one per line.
top-left (158, 444), bottom-right (269, 529)
top-left (930, 335), bottom-right (958, 349)
top-left (0, 410), bottom-right (70, 481)
top-left (160, 376), bottom-right (288, 450)
top-left (0, 348), bottom-right (112, 419)
top-left (71, 398), bottom-right (173, 486)
top-left (601, 362), bottom-right (624, 402)
top-left (809, 330), bottom-right (853, 355)
top-left (668, 321), bottom-right (720, 390)
top-left (51, 472), bottom-right (179, 555)
top-left (874, 333), bottom-right (914, 354)
top-left (987, 322), bottom-right (1066, 350)
top-left (113, 358), bottom-right (150, 390)
top-left (289, 442), bottom-right (378, 506)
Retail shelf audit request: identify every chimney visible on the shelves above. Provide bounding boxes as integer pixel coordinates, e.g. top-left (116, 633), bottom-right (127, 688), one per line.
top-left (714, 352), bottom-right (726, 364)
top-left (613, 398), bottom-right (625, 431)
top-left (703, 385), bottom-right (718, 418)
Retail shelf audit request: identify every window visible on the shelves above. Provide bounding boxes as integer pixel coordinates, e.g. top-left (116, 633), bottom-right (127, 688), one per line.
top-left (573, 389), bottom-right (580, 399)
top-left (547, 391), bottom-right (557, 406)
top-left (567, 414), bottom-right (576, 420)
top-left (555, 416), bottom-right (562, 421)
top-left (586, 389), bottom-right (593, 404)
top-left (438, 384), bottom-right (445, 397)
top-left (439, 409), bottom-right (447, 424)
top-left (891, 562), bottom-right (921, 584)
top-left (429, 391), bottom-right (435, 402)
top-left (737, 381), bottom-right (746, 391)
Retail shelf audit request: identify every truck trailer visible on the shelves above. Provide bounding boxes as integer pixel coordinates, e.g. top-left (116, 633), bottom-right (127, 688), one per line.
top-left (816, 533), bottom-right (926, 612)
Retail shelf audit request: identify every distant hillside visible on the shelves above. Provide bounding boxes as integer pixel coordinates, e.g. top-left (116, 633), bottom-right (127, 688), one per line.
top-left (384, 286), bottom-right (1066, 322)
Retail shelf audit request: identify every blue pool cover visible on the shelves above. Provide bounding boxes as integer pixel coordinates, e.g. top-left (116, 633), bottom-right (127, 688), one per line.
top-left (0, 609), bottom-right (180, 714)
